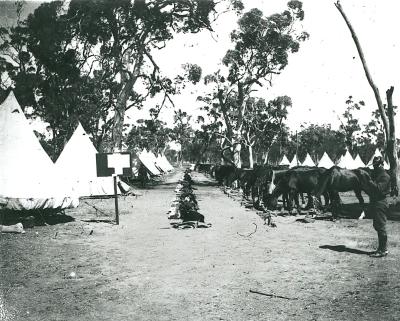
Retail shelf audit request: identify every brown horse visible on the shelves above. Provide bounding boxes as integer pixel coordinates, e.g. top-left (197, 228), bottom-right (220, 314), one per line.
top-left (267, 167), bottom-right (329, 214)
top-left (314, 166), bottom-right (373, 219)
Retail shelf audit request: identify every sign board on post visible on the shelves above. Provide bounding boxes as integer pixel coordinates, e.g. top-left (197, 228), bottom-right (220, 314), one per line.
top-left (96, 152), bottom-right (132, 225)
top-left (96, 152), bottom-right (132, 177)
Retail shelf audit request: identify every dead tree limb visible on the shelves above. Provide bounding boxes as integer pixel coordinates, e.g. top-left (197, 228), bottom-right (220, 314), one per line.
top-left (334, 1), bottom-right (389, 140)
top-left (335, 1), bottom-right (398, 193)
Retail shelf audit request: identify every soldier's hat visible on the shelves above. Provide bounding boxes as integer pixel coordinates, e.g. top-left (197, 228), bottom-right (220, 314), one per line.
top-left (372, 156), bottom-right (384, 166)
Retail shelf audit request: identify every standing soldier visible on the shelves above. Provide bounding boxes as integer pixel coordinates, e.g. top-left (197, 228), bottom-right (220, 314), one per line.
top-left (368, 156), bottom-right (391, 258)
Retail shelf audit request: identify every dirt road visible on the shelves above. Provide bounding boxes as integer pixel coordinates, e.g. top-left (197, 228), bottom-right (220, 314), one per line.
top-left (1, 170), bottom-right (400, 321)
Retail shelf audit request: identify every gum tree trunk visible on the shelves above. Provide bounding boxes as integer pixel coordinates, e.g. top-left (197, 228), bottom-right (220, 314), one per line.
top-left (248, 144), bottom-right (254, 169)
top-left (386, 87), bottom-right (399, 195)
top-left (335, 1), bottom-right (398, 194)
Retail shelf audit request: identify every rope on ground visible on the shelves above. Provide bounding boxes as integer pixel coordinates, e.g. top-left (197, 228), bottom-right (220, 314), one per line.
top-left (249, 289), bottom-right (298, 300)
top-left (82, 200), bottom-right (108, 216)
top-left (237, 222), bottom-right (257, 237)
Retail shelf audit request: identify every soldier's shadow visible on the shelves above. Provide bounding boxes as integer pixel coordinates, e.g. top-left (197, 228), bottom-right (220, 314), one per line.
top-left (319, 245), bottom-right (374, 255)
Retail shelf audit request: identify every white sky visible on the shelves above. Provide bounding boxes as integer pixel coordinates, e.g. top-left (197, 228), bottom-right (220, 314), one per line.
top-left (134, 0), bottom-right (400, 135)
top-left (3, 0), bottom-right (400, 136)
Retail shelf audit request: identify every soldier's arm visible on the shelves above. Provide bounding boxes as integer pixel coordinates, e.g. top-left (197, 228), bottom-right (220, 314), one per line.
top-left (368, 173), bottom-right (390, 195)
top-left (375, 174), bottom-right (391, 194)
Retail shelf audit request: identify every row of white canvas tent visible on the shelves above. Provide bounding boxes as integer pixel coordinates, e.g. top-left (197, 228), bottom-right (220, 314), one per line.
top-left (0, 91), bottom-right (173, 211)
top-left (279, 149), bottom-right (390, 169)
top-left (137, 150), bottom-right (173, 176)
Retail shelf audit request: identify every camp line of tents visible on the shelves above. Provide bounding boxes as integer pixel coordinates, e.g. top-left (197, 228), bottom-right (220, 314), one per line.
top-left (0, 91), bottom-right (174, 211)
top-left (279, 149), bottom-right (390, 169)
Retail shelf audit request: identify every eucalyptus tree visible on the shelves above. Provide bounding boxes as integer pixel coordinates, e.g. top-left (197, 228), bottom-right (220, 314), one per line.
top-left (243, 96), bottom-right (291, 167)
top-left (65, 0), bottom-right (225, 151)
top-left (1, 0), bottom-right (240, 157)
top-left (200, 1), bottom-right (308, 167)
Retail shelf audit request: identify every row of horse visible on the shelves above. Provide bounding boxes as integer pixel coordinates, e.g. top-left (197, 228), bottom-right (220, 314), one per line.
top-left (195, 163), bottom-right (379, 218)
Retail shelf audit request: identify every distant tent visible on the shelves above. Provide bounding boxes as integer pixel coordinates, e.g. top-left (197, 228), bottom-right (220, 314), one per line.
top-left (279, 155), bottom-right (290, 166)
top-left (0, 91), bottom-right (78, 210)
top-left (161, 154), bottom-right (174, 171)
top-left (318, 152), bottom-right (335, 168)
top-left (56, 123), bottom-right (126, 197)
top-left (147, 150), bottom-right (164, 173)
top-left (353, 154), bottom-right (366, 168)
top-left (289, 154), bottom-right (300, 168)
top-left (138, 150), bottom-right (161, 176)
top-left (368, 149), bottom-right (390, 169)
top-left (155, 154), bottom-right (173, 172)
top-left (337, 149), bottom-right (355, 169)
top-left (147, 151), bottom-right (164, 173)
top-left (301, 153), bottom-right (316, 167)
top-left (154, 155), bottom-right (165, 172)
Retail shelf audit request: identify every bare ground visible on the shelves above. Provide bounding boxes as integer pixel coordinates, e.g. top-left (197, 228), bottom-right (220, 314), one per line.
top-left (2, 170), bottom-right (400, 321)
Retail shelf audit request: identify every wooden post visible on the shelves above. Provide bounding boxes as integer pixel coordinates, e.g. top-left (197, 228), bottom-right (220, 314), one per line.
top-left (113, 175), bottom-right (119, 225)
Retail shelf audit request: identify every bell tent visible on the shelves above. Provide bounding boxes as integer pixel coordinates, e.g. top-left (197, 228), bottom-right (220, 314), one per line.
top-left (301, 153), bottom-right (316, 167)
top-left (138, 150), bottom-right (161, 176)
top-left (279, 155), bottom-right (290, 166)
top-left (0, 91), bottom-right (78, 210)
top-left (317, 152), bottom-right (335, 168)
top-left (337, 149), bottom-right (356, 169)
top-left (353, 154), bottom-right (366, 168)
top-left (55, 123), bottom-right (127, 197)
top-left (289, 154), bottom-right (300, 168)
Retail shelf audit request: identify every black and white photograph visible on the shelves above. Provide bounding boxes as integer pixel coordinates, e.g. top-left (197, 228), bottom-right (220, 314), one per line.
top-left (1, 0), bottom-right (400, 320)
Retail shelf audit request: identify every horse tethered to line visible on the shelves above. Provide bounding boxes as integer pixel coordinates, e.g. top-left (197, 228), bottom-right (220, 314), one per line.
top-left (314, 166), bottom-right (375, 220)
top-left (265, 167), bottom-right (330, 215)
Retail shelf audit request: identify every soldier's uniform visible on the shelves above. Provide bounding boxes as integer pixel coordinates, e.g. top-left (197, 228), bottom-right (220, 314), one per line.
top-left (368, 156), bottom-right (391, 257)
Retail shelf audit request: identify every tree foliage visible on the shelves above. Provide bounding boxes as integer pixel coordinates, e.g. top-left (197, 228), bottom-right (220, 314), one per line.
top-left (199, 1), bottom-right (308, 167)
top-left (0, 0), bottom-right (229, 158)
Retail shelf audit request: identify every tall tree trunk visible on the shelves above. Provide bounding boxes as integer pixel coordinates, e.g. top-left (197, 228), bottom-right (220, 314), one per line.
top-left (335, 2), bottom-right (389, 139)
top-left (111, 52), bottom-right (142, 152)
top-left (335, 1), bottom-right (398, 193)
top-left (386, 87), bottom-right (399, 195)
top-left (263, 150), bottom-right (270, 165)
top-left (111, 74), bottom-right (135, 152)
top-left (248, 144), bottom-right (254, 169)
top-left (233, 141), bottom-right (242, 168)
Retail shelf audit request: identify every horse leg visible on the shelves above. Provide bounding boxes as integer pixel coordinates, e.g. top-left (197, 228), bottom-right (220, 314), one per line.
top-left (290, 190), bottom-right (301, 215)
top-left (251, 184), bottom-right (257, 205)
top-left (286, 191), bottom-right (294, 215)
top-left (331, 192), bottom-right (342, 221)
top-left (296, 191), bottom-right (302, 215)
top-left (259, 186), bottom-right (266, 209)
top-left (304, 193), bottom-right (313, 210)
top-left (355, 189), bottom-right (365, 219)
top-left (283, 193), bottom-right (288, 210)
top-left (323, 192), bottom-right (330, 208)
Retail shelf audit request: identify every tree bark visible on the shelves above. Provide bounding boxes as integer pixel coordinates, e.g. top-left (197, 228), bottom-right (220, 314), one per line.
top-left (248, 144), bottom-right (254, 169)
top-left (386, 87), bottom-right (399, 195)
top-left (111, 50), bottom-right (143, 152)
top-left (111, 73), bottom-right (135, 152)
top-left (233, 140), bottom-right (242, 168)
top-left (263, 150), bottom-right (270, 165)
top-left (335, 1), bottom-right (398, 193)
top-left (335, 1), bottom-right (389, 140)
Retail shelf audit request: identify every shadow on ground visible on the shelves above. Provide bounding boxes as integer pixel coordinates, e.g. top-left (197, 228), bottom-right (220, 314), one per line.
top-left (0, 209), bottom-right (75, 227)
top-left (334, 202), bottom-right (400, 221)
top-left (81, 219), bottom-right (115, 224)
top-left (319, 245), bottom-right (374, 255)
